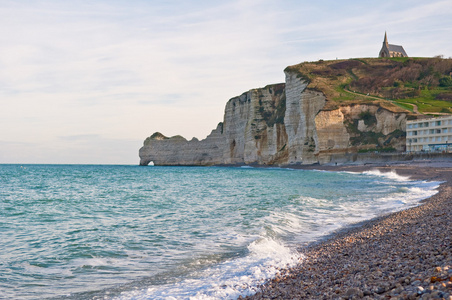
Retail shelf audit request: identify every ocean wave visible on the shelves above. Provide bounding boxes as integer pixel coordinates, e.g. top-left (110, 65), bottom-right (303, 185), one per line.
top-left (114, 238), bottom-right (301, 300)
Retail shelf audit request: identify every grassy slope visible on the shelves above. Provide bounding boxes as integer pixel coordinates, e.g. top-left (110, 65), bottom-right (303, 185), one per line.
top-left (284, 57), bottom-right (452, 115)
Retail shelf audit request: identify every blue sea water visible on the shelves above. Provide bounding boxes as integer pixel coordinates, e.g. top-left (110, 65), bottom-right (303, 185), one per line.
top-left (0, 164), bottom-right (440, 299)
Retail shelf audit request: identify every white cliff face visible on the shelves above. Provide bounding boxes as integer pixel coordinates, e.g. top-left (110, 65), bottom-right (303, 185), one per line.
top-left (313, 105), bottom-right (408, 164)
top-left (139, 124), bottom-right (226, 166)
top-left (284, 71), bottom-right (326, 164)
top-left (315, 109), bottom-right (351, 151)
top-left (219, 84), bottom-right (289, 165)
top-left (375, 109), bottom-right (407, 135)
top-left (242, 85), bottom-right (288, 164)
top-left (139, 83), bottom-right (289, 166)
top-left (337, 105), bottom-right (407, 140)
top-left (139, 71), bottom-right (408, 166)
top-left (222, 91), bottom-right (252, 164)
top-left (284, 72), bottom-right (308, 164)
top-left (339, 105), bottom-right (406, 135)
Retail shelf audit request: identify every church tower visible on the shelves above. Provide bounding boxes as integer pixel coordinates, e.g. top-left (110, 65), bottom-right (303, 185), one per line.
top-left (379, 32), bottom-right (408, 58)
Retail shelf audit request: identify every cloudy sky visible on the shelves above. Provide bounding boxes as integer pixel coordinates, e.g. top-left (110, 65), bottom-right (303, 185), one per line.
top-left (1, 0), bottom-right (451, 164)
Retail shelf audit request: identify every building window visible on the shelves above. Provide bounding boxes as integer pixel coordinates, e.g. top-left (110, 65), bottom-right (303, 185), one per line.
top-left (437, 121), bottom-right (441, 126)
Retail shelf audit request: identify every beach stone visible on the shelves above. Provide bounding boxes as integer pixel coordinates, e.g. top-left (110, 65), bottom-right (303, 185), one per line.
top-left (345, 287), bottom-right (363, 298)
top-left (412, 280), bottom-right (422, 286)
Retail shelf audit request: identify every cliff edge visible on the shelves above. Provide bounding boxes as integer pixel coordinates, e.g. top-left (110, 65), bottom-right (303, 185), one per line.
top-left (139, 58), bottom-right (443, 166)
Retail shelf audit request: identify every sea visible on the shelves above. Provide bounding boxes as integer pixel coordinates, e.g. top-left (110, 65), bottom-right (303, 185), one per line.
top-left (0, 164), bottom-right (440, 300)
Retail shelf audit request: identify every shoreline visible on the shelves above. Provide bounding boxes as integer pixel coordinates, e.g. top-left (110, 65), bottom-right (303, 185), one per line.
top-left (245, 161), bottom-right (452, 299)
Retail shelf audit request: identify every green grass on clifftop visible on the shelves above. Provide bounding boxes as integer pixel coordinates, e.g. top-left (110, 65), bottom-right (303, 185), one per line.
top-left (285, 57), bottom-right (452, 115)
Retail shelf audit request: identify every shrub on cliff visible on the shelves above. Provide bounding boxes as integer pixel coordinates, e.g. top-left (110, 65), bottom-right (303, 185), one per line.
top-left (439, 75), bottom-right (452, 87)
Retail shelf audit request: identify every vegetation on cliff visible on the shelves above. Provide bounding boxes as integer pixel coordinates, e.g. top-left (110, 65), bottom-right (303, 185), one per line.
top-left (257, 83), bottom-right (286, 127)
top-left (285, 57), bottom-right (452, 115)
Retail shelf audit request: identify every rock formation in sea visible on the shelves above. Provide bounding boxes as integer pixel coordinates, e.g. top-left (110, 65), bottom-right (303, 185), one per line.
top-left (139, 63), bottom-right (410, 166)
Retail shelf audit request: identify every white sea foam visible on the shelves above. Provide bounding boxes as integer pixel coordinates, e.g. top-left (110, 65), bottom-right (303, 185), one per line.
top-left (263, 170), bottom-right (441, 247)
top-left (361, 169), bottom-right (411, 181)
top-left (362, 170), bottom-right (441, 206)
top-left (114, 238), bottom-right (301, 300)
top-left (22, 262), bottom-right (73, 276)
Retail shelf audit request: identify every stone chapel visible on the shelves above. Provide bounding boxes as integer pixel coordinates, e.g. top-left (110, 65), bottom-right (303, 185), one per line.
top-left (379, 32), bottom-right (408, 58)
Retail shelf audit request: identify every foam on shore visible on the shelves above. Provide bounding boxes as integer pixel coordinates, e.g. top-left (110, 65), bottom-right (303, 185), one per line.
top-left (113, 238), bottom-right (301, 300)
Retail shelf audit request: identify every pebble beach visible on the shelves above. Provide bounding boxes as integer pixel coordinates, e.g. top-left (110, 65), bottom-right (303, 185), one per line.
top-left (245, 161), bottom-right (452, 300)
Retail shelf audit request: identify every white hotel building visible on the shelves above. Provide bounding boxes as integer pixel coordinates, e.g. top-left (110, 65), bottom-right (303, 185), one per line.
top-left (406, 115), bottom-right (452, 152)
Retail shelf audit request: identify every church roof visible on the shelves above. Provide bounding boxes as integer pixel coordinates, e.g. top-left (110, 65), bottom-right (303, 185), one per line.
top-left (388, 44), bottom-right (408, 57)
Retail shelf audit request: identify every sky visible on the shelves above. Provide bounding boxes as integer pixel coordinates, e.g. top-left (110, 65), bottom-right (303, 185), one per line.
top-left (1, 0), bottom-right (451, 165)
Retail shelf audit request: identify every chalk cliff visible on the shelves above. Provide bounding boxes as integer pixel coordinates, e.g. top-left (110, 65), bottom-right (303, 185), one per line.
top-left (139, 69), bottom-right (410, 166)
